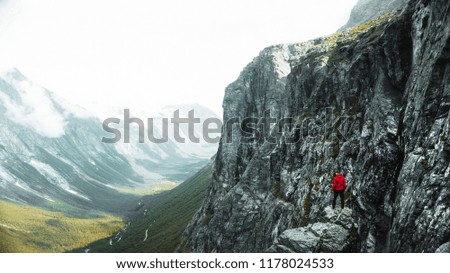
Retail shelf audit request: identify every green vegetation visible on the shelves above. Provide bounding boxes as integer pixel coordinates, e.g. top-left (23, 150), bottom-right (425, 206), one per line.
top-left (257, 219), bottom-right (264, 232)
top-left (319, 156), bottom-right (325, 165)
top-left (344, 190), bottom-right (353, 203)
top-left (290, 207), bottom-right (301, 228)
top-left (324, 12), bottom-right (399, 48)
top-left (76, 163), bottom-right (213, 253)
top-left (111, 181), bottom-right (178, 196)
top-left (306, 177), bottom-right (313, 189)
top-left (300, 192), bottom-right (312, 227)
top-left (348, 96), bottom-right (361, 116)
top-left (331, 141), bottom-right (340, 159)
top-left (421, 159), bottom-right (429, 170)
top-left (325, 11), bottom-right (399, 65)
top-left (297, 110), bottom-right (312, 124)
top-left (42, 200), bottom-right (97, 218)
top-left (273, 181), bottom-right (283, 200)
top-left (202, 213), bottom-right (212, 226)
top-left (0, 200), bottom-right (123, 253)
top-left (313, 180), bottom-right (321, 191)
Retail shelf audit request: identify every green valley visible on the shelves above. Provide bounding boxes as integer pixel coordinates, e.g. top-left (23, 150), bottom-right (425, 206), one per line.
top-left (75, 161), bottom-right (213, 253)
top-left (0, 200), bottom-right (124, 252)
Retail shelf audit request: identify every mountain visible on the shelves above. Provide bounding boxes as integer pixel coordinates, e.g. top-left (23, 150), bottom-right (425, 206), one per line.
top-left (0, 68), bottom-right (142, 213)
top-left (73, 160), bottom-right (213, 253)
top-left (0, 199), bottom-right (124, 252)
top-left (0, 68), bottom-right (219, 252)
top-left (180, 0), bottom-right (450, 253)
top-left (0, 69), bottom-right (218, 213)
top-left (0, 69), bottom-right (146, 252)
top-left (155, 103), bottom-right (220, 159)
top-left (340, 0), bottom-right (409, 30)
top-left (113, 103), bottom-right (219, 183)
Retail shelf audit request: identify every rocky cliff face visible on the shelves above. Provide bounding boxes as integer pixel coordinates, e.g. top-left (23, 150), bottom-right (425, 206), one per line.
top-left (180, 0), bottom-right (450, 253)
top-left (268, 207), bottom-right (358, 253)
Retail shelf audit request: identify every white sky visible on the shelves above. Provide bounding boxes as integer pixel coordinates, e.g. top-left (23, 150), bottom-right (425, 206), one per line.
top-left (0, 0), bottom-right (358, 117)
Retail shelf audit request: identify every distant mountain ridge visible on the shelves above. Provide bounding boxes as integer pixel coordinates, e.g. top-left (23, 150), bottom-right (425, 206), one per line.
top-left (0, 68), bottom-right (217, 213)
top-left (0, 68), bottom-right (142, 212)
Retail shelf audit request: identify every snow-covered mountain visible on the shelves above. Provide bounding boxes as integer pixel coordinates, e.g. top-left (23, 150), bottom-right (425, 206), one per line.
top-left (0, 68), bottom-right (147, 212)
top-left (154, 103), bottom-right (220, 159)
top-left (0, 68), bottom-right (218, 212)
top-left (104, 103), bottom-right (219, 183)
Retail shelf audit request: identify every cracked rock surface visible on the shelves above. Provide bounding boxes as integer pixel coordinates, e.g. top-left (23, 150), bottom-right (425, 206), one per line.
top-left (179, 0), bottom-right (450, 253)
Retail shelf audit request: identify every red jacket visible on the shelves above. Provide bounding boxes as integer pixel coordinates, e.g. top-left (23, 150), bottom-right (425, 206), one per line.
top-left (332, 173), bottom-right (346, 191)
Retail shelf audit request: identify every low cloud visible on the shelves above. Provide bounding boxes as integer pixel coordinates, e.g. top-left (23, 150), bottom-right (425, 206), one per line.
top-left (0, 72), bottom-right (67, 138)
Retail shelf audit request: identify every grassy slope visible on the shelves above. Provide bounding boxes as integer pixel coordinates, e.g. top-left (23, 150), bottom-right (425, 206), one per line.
top-left (0, 200), bottom-right (123, 252)
top-left (77, 162), bottom-right (213, 253)
top-left (110, 181), bottom-right (178, 196)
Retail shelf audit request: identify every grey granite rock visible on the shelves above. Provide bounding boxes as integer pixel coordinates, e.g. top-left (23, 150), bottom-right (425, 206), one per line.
top-left (268, 207), bottom-right (357, 252)
top-left (435, 242), bottom-right (450, 253)
top-left (179, 0), bottom-right (450, 253)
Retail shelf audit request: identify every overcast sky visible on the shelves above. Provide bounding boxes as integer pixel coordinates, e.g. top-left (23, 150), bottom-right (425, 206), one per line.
top-left (0, 0), bottom-right (358, 117)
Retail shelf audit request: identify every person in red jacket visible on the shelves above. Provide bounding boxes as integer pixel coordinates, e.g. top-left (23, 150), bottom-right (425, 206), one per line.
top-left (332, 172), bottom-right (346, 209)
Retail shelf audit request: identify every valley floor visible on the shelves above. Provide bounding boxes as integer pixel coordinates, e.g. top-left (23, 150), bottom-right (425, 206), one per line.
top-left (0, 200), bottom-right (124, 252)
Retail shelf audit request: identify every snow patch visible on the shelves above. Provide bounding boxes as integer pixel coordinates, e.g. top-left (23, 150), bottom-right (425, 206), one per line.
top-left (13, 181), bottom-right (46, 198)
top-left (0, 73), bottom-right (66, 137)
top-left (29, 159), bottom-right (90, 200)
top-left (0, 167), bottom-right (15, 187)
top-left (273, 48), bottom-right (291, 78)
top-left (47, 92), bottom-right (93, 119)
top-left (0, 68), bottom-right (94, 137)
top-left (0, 66), bottom-right (17, 77)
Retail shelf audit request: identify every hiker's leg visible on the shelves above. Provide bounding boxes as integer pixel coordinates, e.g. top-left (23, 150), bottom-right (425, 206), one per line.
top-left (333, 191), bottom-right (338, 209)
top-left (340, 191), bottom-right (345, 209)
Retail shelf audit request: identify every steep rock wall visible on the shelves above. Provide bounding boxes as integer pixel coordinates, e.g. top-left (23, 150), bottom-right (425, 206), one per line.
top-left (181, 0), bottom-right (450, 253)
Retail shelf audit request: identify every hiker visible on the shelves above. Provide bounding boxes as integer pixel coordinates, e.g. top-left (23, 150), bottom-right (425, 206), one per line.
top-left (332, 172), bottom-right (346, 209)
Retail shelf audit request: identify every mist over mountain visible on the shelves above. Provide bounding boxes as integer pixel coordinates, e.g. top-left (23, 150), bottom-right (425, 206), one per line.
top-left (0, 67), bottom-right (220, 252)
top-left (0, 69), bottom-right (218, 213)
top-left (0, 69), bottom-right (142, 212)
top-left (111, 103), bottom-right (219, 183)
top-left (2, 0), bottom-right (448, 254)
